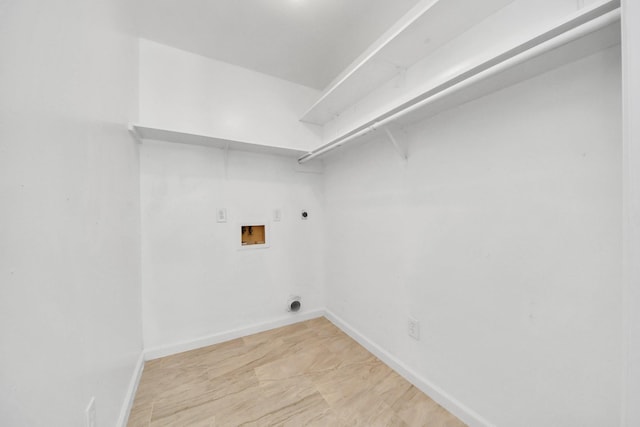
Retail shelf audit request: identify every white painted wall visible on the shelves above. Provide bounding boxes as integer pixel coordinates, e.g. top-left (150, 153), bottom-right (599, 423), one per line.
top-left (323, 47), bottom-right (622, 426)
top-left (140, 141), bottom-right (325, 354)
top-left (0, 0), bottom-right (141, 426)
top-left (139, 39), bottom-right (322, 151)
top-left (622, 1), bottom-right (640, 425)
top-left (324, 0), bottom-right (609, 142)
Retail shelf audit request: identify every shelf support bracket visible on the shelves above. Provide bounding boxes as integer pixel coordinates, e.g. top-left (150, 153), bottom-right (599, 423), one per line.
top-left (128, 124), bottom-right (142, 144)
top-left (383, 127), bottom-right (408, 164)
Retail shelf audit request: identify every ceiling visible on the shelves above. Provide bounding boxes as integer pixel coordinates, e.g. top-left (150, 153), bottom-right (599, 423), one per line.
top-left (137, 0), bottom-right (422, 90)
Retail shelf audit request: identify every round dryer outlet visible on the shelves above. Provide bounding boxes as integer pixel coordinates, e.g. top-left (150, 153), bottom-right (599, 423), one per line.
top-left (287, 296), bottom-right (302, 312)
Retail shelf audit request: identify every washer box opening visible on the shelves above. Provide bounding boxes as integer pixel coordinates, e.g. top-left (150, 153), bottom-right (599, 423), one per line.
top-left (241, 225), bottom-right (266, 246)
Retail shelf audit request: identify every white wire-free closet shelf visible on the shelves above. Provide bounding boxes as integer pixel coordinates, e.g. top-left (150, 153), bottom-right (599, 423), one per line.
top-left (129, 125), bottom-right (307, 158)
top-left (300, 0), bottom-right (515, 126)
top-left (298, 0), bottom-right (621, 164)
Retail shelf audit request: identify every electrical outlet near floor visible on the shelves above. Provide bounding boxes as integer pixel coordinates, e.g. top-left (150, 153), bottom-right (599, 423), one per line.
top-left (408, 317), bottom-right (420, 340)
top-left (85, 397), bottom-right (96, 427)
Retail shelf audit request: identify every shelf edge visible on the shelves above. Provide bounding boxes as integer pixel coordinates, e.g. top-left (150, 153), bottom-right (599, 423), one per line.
top-left (131, 125), bottom-right (308, 158)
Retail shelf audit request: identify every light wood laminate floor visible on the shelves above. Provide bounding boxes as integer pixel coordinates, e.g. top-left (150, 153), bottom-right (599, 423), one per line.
top-left (128, 317), bottom-right (466, 426)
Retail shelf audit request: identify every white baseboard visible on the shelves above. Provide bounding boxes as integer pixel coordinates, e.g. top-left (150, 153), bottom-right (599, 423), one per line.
top-left (324, 309), bottom-right (495, 427)
top-left (117, 351), bottom-right (145, 427)
top-left (144, 309), bottom-right (325, 361)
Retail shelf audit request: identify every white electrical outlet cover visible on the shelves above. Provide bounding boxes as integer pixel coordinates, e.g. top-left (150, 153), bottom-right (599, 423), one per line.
top-left (217, 208), bottom-right (227, 223)
top-left (274, 209), bottom-right (282, 222)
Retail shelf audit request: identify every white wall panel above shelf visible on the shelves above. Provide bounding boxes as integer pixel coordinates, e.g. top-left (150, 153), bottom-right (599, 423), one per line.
top-left (130, 125), bottom-right (307, 158)
top-left (299, 0), bottom-right (516, 126)
top-left (298, 0), bottom-right (621, 164)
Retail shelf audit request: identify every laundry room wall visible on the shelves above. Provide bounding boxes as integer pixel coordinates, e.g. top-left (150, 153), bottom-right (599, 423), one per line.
top-left (140, 140), bottom-right (325, 356)
top-left (323, 46), bottom-right (622, 426)
top-left (0, 0), bottom-right (142, 425)
top-left (138, 39), bottom-right (322, 152)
